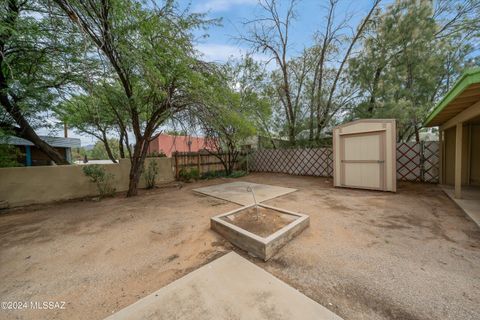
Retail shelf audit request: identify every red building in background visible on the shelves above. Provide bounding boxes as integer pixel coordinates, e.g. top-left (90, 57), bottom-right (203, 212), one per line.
top-left (147, 134), bottom-right (212, 157)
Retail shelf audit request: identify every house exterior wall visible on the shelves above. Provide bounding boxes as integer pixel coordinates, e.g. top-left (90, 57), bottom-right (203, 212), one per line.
top-left (0, 158), bottom-right (174, 208)
top-left (15, 145), bottom-right (69, 166)
top-left (442, 112), bottom-right (480, 187)
top-left (148, 135), bottom-right (210, 157)
top-left (470, 125), bottom-right (480, 186)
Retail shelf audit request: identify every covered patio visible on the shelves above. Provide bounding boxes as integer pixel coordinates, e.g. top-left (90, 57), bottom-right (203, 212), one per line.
top-left (425, 68), bottom-right (480, 226)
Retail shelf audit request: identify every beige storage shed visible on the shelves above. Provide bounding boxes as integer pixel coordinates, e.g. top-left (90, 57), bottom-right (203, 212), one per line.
top-left (333, 119), bottom-right (396, 192)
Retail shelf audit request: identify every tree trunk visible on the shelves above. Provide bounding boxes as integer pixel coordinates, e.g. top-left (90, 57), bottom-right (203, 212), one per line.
top-left (119, 131), bottom-right (125, 159)
top-left (126, 138), bottom-right (148, 197)
top-left (0, 94), bottom-right (69, 165)
top-left (414, 123), bottom-right (420, 143)
top-left (315, 56), bottom-right (326, 141)
top-left (321, 0), bottom-right (381, 136)
top-left (367, 67), bottom-right (383, 114)
top-left (226, 152), bottom-right (232, 176)
top-left (101, 131), bottom-right (117, 163)
top-left (0, 2), bottom-right (68, 166)
top-left (288, 125), bottom-right (296, 146)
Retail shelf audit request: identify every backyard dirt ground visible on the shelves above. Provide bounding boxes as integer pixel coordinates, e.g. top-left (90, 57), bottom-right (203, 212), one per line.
top-left (221, 206), bottom-right (296, 237)
top-left (0, 173), bottom-right (479, 320)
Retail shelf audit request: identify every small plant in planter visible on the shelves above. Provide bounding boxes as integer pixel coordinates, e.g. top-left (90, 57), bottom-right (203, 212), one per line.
top-left (82, 165), bottom-right (116, 197)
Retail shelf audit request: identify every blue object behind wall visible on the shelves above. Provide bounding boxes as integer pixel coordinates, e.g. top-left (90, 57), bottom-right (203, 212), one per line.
top-left (25, 145), bottom-right (32, 166)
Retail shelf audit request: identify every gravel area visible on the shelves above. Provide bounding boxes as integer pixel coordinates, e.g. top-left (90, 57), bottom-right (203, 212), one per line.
top-left (0, 173), bottom-right (479, 320)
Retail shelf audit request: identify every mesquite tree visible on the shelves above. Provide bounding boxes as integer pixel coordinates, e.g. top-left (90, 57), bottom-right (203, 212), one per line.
top-left (56, 84), bottom-right (122, 163)
top-left (0, 0), bottom-right (87, 164)
top-left (196, 59), bottom-right (270, 175)
top-left (53, 0), bottom-right (214, 196)
top-left (349, 0), bottom-right (480, 141)
top-left (241, 0), bottom-right (301, 145)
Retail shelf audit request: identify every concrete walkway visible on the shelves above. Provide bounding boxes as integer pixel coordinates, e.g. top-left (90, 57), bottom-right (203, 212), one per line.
top-left (193, 181), bottom-right (297, 205)
top-left (442, 185), bottom-right (480, 227)
top-left (105, 252), bottom-right (343, 320)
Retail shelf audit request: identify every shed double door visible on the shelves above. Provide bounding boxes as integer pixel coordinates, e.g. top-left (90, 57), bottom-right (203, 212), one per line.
top-left (339, 131), bottom-right (386, 190)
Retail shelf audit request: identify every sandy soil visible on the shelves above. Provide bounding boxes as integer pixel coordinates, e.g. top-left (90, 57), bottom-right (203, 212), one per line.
top-left (221, 206), bottom-right (295, 237)
top-left (0, 173), bottom-right (479, 320)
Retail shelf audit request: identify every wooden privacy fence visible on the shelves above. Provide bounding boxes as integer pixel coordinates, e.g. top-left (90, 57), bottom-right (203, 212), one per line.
top-left (249, 141), bottom-right (439, 183)
top-left (173, 151), bottom-right (245, 178)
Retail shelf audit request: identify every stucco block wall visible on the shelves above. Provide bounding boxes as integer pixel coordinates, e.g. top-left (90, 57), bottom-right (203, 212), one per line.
top-left (0, 158), bottom-right (174, 208)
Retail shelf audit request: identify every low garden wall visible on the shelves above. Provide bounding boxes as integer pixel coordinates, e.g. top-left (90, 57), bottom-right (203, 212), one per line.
top-left (0, 158), bottom-right (174, 208)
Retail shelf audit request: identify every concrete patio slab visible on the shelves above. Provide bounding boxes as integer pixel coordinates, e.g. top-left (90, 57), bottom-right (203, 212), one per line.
top-left (193, 181), bottom-right (297, 205)
top-left (105, 252), bottom-right (342, 320)
top-left (441, 185), bottom-right (480, 228)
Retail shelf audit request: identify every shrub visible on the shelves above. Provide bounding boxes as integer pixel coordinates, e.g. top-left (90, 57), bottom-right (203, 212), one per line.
top-left (228, 170), bottom-right (247, 178)
top-left (200, 170), bottom-right (226, 180)
top-left (82, 165), bottom-right (116, 197)
top-left (200, 170), bottom-right (247, 180)
top-left (144, 160), bottom-right (159, 189)
top-left (147, 150), bottom-right (166, 158)
top-left (0, 144), bottom-right (22, 167)
top-left (178, 167), bottom-right (200, 182)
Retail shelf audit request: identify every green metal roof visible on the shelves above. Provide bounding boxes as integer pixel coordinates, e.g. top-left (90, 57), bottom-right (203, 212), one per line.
top-left (425, 68), bottom-right (480, 127)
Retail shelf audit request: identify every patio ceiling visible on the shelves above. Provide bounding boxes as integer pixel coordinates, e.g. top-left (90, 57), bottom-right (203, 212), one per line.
top-left (425, 68), bottom-right (480, 127)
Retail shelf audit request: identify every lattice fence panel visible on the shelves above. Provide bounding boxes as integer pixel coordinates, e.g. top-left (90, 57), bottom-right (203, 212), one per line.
top-left (250, 142), bottom-right (439, 183)
top-left (249, 148), bottom-right (333, 177)
top-left (396, 142), bottom-right (421, 181)
top-left (423, 141), bottom-right (439, 183)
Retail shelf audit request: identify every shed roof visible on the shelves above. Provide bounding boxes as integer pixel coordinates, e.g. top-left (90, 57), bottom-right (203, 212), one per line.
top-left (1, 135), bottom-right (81, 148)
top-left (425, 68), bottom-right (480, 127)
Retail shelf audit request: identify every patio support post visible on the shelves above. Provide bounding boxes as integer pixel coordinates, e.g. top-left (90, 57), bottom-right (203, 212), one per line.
top-left (455, 122), bottom-right (463, 198)
top-left (438, 130), bottom-right (443, 184)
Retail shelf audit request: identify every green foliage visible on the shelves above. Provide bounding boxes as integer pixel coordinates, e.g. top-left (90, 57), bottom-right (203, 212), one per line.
top-left (56, 84), bottom-right (121, 146)
top-left (200, 170), bottom-right (247, 180)
top-left (143, 160), bottom-right (159, 189)
top-left (348, 0), bottom-right (479, 141)
top-left (147, 150), bottom-right (166, 158)
top-left (72, 140), bottom-right (122, 162)
top-left (82, 165), bottom-right (116, 197)
top-left (200, 170), bottom-right (226, 180)
top-left (0, 0), bottom-right (91, 128)
top-left (0, 130), bottom-right (21, 167)
top-left (52, 0), bottom-right (219, 195)
top-left (89, 140), bottom-right (121, 160)
top-left (178, 167), bottom-right (200, 182)
top-left (165, 130), bottom-right (187, 136)
top-left (228, 170), bottom-right (247, 178)
top-left (0, 144), bottom-right (21, 167)
top-left (196, 56), bottom-right (271, 175)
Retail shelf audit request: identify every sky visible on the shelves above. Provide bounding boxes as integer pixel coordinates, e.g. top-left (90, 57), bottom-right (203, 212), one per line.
top-left (185, 0), bottom-right (385, 63)
top-left (43, 0), bottom-right (390, 146)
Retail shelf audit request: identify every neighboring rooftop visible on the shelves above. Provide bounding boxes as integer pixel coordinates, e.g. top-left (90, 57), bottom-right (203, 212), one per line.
top-left (1, 135), bottom-right (81, 148)
top-left (425, 68), bottom-right (480, 127)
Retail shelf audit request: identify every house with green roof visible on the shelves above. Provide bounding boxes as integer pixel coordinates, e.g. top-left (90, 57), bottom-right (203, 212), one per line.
top-left (425, 68), bottom-right (480, 225)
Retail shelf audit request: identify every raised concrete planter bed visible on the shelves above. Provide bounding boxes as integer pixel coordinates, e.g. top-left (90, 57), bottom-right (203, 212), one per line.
top-left (211, 204), bottom-right (309, 261)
